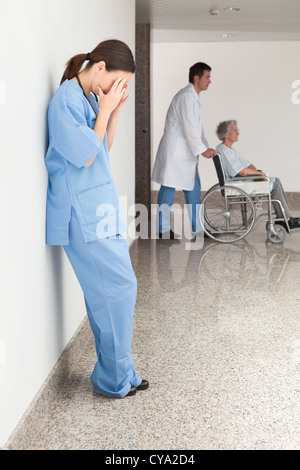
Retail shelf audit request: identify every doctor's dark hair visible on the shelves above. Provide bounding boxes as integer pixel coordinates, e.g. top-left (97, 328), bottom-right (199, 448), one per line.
top-left (189, 62), bottom-right (211, 84)
top-left (60, 39), bottom-right (136, 85)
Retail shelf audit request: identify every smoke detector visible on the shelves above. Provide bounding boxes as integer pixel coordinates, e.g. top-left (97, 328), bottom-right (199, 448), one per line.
top-left (209, 8), bottom-right (220, 15)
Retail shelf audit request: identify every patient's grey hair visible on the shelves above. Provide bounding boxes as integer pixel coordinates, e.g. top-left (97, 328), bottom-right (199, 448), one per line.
top-left (216, 120), bottom-right (237, 140)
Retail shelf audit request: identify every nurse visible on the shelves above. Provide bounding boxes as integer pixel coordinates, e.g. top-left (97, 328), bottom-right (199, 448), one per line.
top-left (45, 39), bottom-right (148, 398)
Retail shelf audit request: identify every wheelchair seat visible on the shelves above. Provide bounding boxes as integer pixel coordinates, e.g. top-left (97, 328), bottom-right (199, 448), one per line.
top-left (213, 154), bottom-right (271, 196)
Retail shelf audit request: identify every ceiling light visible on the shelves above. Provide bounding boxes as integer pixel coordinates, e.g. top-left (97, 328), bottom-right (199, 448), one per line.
top-left (222, 33), bottom-right (233, 38)
top-left (222, 7), bottom-right (242, 13)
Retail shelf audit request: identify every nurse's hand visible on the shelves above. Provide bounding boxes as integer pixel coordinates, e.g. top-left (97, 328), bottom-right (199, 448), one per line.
top-left (94, 79), bottom-right (129, 153)
top-left (97, 78), bottom-right (128, 115)
top-left (113, 83), bottom-right (130, 115)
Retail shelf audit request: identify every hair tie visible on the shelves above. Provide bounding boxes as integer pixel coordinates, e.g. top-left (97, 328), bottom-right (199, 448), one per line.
top-left (86, 52), bottom-right (91, 61)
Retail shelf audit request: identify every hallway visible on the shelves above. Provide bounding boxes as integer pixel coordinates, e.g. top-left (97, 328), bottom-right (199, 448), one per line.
top-left (7, 213), bottom-right (300, 450)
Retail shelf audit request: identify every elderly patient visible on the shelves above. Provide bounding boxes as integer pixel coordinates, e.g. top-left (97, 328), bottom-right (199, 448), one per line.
top-left (215, 120), bottom-right (300, 231)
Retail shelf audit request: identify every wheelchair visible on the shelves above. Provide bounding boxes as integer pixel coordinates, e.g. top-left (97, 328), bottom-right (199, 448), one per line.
top-left (199, 154), bottom-right (294, 244)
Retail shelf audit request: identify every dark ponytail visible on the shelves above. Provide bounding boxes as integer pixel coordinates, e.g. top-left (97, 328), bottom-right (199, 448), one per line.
top-left (60, 40), bottom-right (136, 85)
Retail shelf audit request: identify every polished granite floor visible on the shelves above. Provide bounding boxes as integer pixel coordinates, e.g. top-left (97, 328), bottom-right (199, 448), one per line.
top-left (10, 210), bottom-right (300, 450)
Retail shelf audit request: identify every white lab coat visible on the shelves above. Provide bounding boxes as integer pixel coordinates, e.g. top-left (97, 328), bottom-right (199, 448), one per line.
top-left (152, 83), bottom-right (209, 191)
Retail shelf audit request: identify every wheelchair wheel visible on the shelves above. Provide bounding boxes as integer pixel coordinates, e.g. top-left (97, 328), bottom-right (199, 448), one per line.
top-left (267, 224), bottom-right (286, 244)
top-left (200, 185), bottom-right (255, 243)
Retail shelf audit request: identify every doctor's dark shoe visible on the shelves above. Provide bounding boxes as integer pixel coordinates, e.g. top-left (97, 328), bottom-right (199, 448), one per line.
top-left (137, 379), bottom-right (149, 391)
top-left (158, 230), bottom-right (180, 240)
top-left (190, 231), bottom-right (212, 242)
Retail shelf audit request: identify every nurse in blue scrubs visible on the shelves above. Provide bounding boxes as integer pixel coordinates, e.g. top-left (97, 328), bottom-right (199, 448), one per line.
top-left (45, 40), bottom-right (148, 398)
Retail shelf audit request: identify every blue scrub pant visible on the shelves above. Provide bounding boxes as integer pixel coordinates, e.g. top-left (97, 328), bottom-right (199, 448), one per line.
top-left (157, 172), bottom-right (202, 234)
top-left (63, 210), bottom-right (142, 398)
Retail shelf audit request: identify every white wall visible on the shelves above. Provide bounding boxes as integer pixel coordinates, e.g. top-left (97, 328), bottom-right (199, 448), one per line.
top-left (151, 40), bottom-right (300, 191)
top-left (0, 0), bottom-right (135, 447)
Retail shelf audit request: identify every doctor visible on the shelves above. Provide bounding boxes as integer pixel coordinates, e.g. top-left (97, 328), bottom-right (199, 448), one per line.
top-left (152, 62), bottom-right (215, 238)
top-left (45, 40), bottom-right (148, 398)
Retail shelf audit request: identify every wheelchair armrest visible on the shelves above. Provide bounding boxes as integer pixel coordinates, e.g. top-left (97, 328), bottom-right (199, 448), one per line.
top-left (226, 175), bottom-right (270, 183)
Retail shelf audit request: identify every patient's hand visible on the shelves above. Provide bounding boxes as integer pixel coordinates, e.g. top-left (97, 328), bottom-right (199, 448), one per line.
top-left (247, 172), bottom-right (268, 182)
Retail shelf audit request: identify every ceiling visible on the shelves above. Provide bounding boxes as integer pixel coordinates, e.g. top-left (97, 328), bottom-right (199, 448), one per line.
top-left (136, 0), bottom-right (300, 42)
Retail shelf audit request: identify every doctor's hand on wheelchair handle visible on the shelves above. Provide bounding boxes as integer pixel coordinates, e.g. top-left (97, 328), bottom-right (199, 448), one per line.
top-left (202, 148), bottom-right (216, 158)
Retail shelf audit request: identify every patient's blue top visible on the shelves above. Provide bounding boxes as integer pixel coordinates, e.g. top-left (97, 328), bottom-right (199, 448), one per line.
top-left (45, 80), bottom-right (126, 245)
top-left (215, 143), bottom-right (251, 179)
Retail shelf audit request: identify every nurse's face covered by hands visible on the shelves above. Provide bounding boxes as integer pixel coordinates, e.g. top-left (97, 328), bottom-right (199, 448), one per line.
top-left (93, 61), bottom-right (132, 114)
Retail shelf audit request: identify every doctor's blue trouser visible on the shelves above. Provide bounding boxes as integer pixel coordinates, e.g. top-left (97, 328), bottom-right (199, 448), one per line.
top-left (63, 210), bottom-right (142, 398)
top-left (157, 171), bottom-right (202, 234)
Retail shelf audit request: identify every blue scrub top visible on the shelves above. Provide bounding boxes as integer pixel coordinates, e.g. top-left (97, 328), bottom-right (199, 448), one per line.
top-left (45, 80), bottom-right (126, 245)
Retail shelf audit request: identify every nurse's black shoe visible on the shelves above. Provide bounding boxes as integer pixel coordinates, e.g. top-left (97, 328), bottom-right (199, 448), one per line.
top-left (137, 379), bottom-right (149, 391)
top-left (126, 380), bottom-right (149, 396)
top-left (126, 386), bottom-right (137, 397)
